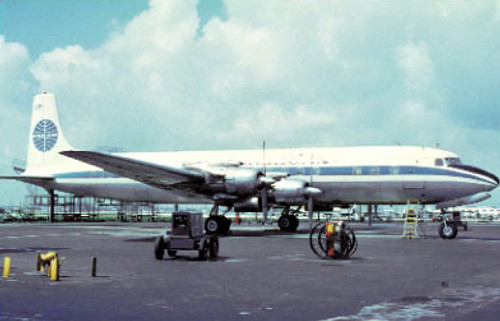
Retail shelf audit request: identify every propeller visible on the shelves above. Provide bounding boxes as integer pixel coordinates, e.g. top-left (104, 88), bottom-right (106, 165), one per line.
top-left (261, 188), bottom-right (269, 223)
top-left (305, 185), bottom-right (321, 230)
top-left (308, 153), bottom-right (315, 230)
top-left (307, 195), bottom-right (314, 230)
top-left (262, 140), bottom-right (269, 223)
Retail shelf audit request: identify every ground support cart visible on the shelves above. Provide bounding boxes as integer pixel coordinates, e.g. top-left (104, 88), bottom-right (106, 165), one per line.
top-left (155, 212), bottom-right (219, 260)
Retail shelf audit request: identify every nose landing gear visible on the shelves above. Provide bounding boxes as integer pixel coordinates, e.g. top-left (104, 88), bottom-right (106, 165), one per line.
top-left (439, 221), bottom-right (458, 239)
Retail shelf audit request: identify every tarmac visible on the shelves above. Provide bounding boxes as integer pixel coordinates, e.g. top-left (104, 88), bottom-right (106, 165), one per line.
top-left (1, 221), bottom-right (499, 321)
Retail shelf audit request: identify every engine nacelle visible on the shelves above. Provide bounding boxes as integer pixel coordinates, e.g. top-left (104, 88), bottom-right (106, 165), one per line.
top-left (225, 169), bottom-right (266, 195)
top-left (207, 168), bottom-right (267, 196)
top-left (271, 179), bottom-right (319, 205)
top-left (234, 197), bottom-right (262, 212)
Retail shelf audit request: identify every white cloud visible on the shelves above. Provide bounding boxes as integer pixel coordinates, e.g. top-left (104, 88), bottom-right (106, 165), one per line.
top-left (1, 0), bottom-right (499, 204)
top-left (0, 36), bottom-right (38, 203)
top-left (225, 102), bottom-right (336, 143)
top-left (0, 36), bottom-right (35, 157)
top-left (0, 36), bottom-right (33, 99)
top-left (31, 45), bottom-right (101, 90)
top-left (397, 42), bottom-right (434, 93)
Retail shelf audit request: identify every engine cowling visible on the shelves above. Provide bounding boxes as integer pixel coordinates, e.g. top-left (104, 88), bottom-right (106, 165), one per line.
top-left (225, 169), bottom-right (266, 195)
top-left (270, 179), bottom-right (321, 205)
top-left (207, 168), bottom-right (270, 196)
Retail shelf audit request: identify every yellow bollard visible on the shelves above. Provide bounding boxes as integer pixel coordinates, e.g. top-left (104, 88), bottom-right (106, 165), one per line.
top-left (3, 257), bottom-right (11, 278)
top-left (49, 257), bottom-right (58, 281)
top-left (36, 252), bottom-right (61, 281)
top-left (36, 253), bottom-right (42, 272)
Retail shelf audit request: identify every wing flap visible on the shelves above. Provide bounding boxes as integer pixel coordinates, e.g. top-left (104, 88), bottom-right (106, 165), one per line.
top-left (60, 151), bottom-right (205, 189)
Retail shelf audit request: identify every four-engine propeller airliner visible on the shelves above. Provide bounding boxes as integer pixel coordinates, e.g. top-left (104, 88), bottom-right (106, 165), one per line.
top-left (2, 93), bottom-right (498, 238)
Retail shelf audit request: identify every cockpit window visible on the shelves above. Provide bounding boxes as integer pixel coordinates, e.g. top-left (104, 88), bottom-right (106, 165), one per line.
top-left (445, 157), bottom-right (462, 166)
top-left (435, 159), bottom-right (444, 166)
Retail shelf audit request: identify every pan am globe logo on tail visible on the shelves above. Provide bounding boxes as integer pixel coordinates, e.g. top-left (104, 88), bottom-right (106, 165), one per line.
top-left (33, 119), bottom-right (58, 152)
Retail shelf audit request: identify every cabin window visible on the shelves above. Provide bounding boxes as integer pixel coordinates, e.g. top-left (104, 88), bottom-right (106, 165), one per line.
top-left (389, 166), bottom-right (400, 175)
top-left (435, 159), bottom-right (444, 166)
top-left (368, 167), bottom-right (379, 175)
top-left (353, 167), bottom-right (362, 175)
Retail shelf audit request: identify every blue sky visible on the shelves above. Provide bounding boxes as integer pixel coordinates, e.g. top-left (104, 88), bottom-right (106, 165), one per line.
top-left (0, 1), bottom-right (148, 57)
top-left (0, 0), bottom-right (499, 206)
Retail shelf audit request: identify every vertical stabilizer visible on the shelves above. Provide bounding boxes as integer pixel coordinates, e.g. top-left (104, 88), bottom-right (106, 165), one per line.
top-left (26, 93), bottom-right (74, 170)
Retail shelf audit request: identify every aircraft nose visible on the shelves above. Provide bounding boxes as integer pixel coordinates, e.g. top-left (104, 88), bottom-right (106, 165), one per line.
top-left (453, 165), bottom-right (499, 189)
top-left (479, 169), bottom-right (499, 189)
top-left (490, 172), bottom-right (500, 188)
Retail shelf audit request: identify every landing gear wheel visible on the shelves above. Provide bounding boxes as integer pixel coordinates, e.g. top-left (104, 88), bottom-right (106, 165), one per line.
top-left (198, 240), bottom-right (208, 260)
top-left (209, 236), bottom-right (219, 258)
top-left (278, 215), bottom-right (299, 232)
top-left (154, 236), bottom-right (165, 260)
top-left (439, 222), bottom-right (458, 239)
top-left (205, 216), bottom-right (231, 234)
top-left (205, 217), bottom-right (220, 234)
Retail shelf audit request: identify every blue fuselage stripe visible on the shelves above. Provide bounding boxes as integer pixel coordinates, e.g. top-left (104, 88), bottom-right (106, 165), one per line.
top-left (54, 165), bottom-right (491, 184)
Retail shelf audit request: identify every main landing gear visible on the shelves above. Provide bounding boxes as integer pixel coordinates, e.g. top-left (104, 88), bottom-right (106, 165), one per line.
top-left (205, 216), bottom-right (231, 235)
top-left (278, 215), bottom-right (299, 232)
top-left (205, 204), bottom-right (231, 235)
top-left (277, 207), bottom-right (300, 232)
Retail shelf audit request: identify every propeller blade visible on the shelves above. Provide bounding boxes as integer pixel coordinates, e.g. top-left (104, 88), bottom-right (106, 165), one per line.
top-left (261, 188), bottom-right (269, 223)
top-left (262, 140), bottom-right (267, 175)
top-left (307, 196), bottom-right (314, 230)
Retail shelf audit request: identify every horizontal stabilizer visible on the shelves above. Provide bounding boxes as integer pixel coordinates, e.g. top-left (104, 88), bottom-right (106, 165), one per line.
top-left (0, 175), bottom-right (54, 186)
top-left (60, 151), bottom-right (205, 190)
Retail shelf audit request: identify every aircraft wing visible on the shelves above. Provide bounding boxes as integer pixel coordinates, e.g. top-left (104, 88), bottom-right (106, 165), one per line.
top-left (60, 151), bottom-right (205, 190)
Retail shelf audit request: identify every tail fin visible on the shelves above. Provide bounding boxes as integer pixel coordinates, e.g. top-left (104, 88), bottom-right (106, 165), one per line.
top-left (26, 93), bottom-right (74, 171)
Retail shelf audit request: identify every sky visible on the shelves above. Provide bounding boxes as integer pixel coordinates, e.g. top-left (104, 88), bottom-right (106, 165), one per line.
top-left (0, 0), bottom-right (499, 207)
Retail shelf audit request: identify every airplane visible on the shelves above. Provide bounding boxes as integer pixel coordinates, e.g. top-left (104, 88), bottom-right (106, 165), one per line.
top-left (2, 92), bottom-right (498, 239)
top-left (443, 206), bottom-right (500, 221)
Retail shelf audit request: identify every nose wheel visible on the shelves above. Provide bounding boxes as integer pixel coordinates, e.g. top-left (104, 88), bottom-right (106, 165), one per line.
top-left (439, 221), bottom-right (458, 239)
